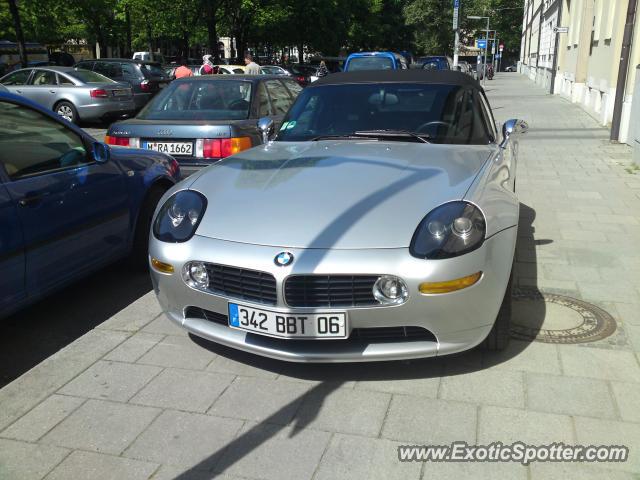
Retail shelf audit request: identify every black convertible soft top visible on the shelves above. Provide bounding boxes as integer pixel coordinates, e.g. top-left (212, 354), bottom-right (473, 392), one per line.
top-left (311, 69), bottom-right (481, 89)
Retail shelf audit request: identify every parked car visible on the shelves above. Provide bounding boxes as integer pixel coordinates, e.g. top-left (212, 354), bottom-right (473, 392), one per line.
top-left (343, 52), bottom-right (408, 71)
top-left (418, 56), bottom-right (451, 70)
top-left (504, 64), bottom-right (517, 72)
top-left (260, 65), bottom-right (290, 76)
top-left (0, 91), bottom-right (180, 319)
top-left (106, 75), bottom-right (302, 177)
top-left (0, 66), bottom-right (136, 124)
top-left (456, 61), bottom-right (472, 75)
top-left (48, 51), bottom-right (76, 67)
top-left (148, 69), bottom-right (528, 362)
top-left (218, 65), bottom-right (246, 74)
top-left (133, 51), bottom-right (167, 64)
top-left (285, 64), bottom-right (323, 86)
top-left (75, 58), bottom-right (171, 109)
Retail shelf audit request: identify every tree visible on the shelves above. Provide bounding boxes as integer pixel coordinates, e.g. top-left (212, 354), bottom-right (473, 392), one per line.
top-left (6, 0), bottom-right (27, 66)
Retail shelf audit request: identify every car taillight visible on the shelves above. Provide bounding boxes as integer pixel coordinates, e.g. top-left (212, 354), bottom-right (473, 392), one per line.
top-left (168, 158), bottom-right (180, 177)
top-left (90, 88), bottom-right (108, 98)
top-left (296, 76), bottom-right (306, 83)
top-left (196, 137), bottom-right (252, 159)
top-left (104, 135), bottom-right (130, 146)
top-left (140, 80), bottom-right (151, 92)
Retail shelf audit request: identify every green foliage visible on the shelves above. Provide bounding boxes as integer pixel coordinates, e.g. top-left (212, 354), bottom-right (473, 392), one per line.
top-left (0, 0), bottom-right (524, 59)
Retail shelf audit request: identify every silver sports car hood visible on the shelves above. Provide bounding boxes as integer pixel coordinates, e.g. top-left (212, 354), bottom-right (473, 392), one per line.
top-left (190, 140), bottom-right (493, 249)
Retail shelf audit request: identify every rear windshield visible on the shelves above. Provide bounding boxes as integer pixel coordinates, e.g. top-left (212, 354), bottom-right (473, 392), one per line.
top-left (261, 66), bottom-right (283, 74)
top-left (141, 63), bottom-right (166, 78)
top-left (346, 56), bottom-right (394, 71)
top-left (289, 65), bottom-right (317, 75)
top-left (68, 69), bottom-right (115, 83)
top-left (136, 79), bottom-right (252, 120)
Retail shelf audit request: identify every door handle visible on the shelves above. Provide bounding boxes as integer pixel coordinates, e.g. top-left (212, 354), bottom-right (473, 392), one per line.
top-left (49, 90), bottom-right (56, 93)
top-left (18, 192), bottom-right (49, 207)
top-left (16, 89), bottom-right (22, 93)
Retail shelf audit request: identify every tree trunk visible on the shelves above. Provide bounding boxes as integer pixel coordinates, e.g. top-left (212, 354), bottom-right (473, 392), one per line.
top-left (7, 0), bottom-right (27, 67)
top-left (297, 43), bottom-right (304, 63)
top-left (205, 1), bottom-right (220, 61)
top-left (125, 6), bottom-right (132, 57)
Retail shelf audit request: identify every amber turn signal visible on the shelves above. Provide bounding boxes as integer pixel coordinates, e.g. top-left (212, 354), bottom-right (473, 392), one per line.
top-left (151, 258), bottom-right (174, 274)
top-left (419, 271), bottom-right (482, 294)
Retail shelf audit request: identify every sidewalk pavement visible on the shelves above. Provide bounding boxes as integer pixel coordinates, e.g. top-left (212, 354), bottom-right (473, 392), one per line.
top-left (1, 74), bottom-right (639, 480)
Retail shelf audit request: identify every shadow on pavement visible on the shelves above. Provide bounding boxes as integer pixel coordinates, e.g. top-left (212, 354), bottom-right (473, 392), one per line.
top-left (0, 260), bottom-right (151, 388)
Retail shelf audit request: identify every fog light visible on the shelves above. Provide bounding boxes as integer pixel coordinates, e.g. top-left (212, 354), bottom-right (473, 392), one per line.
top-left (419, 271), bottom-right (482, 294)
top-left (372, 275), bottom-right (408, 305)
top-left (151, 258), bottom-right (174, 273)
top-left (182, 262), bottom-right (209, 289)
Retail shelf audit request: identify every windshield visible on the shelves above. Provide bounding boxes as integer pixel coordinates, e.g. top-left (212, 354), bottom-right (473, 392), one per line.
top-left (276, 83), bottom-right (493, 145)
top-left (136, 79), bottom-right (252, 120)
top-left (261, 66), bottom-right (284, 74)
top-left (347, 56), bottom-right (394, 71)
top-left (68, 69), bottom-right (115, 84)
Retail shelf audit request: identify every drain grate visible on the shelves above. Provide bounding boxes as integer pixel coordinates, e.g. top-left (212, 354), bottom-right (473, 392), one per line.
top-left (510, 288), bottom-right (617, 344)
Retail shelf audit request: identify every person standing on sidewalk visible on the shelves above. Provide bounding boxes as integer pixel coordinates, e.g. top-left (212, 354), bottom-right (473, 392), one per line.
top-left (317, 60), bottom-right (329, 78)
top-left (200, 55), bottom-right (215, 75)
top-left (244, 54), bottom-right (260, 75)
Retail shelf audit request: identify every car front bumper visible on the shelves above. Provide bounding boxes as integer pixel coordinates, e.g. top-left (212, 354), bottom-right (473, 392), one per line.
top-left (149, 227), bottom-right (516, 362)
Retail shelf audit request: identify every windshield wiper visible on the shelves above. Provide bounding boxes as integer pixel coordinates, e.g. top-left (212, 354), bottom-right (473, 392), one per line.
top-left (310, 134), bottom-right (363, 141)
top-left (353, 130), bottom-right (431, 143)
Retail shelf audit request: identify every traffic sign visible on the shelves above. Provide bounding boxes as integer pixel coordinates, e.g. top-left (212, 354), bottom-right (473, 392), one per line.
top-left (453, 8), bottom-right (459, 29)
top-left (553, 26), bottom-right (569, 34)
top-left (477, 39), bottom-right (487, 49)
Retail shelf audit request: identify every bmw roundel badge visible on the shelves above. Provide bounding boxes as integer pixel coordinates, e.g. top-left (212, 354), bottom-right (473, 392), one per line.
top-left (274, 251), bottom-right (294, 267)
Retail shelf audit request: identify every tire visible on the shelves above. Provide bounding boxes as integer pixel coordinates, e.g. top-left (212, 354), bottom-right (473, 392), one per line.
top-left (130, 185), bottom-right (167, 270)
top-left (54, 101), bottom-right (78, 124)
top-left (482, 269), bottom-right (512, 351)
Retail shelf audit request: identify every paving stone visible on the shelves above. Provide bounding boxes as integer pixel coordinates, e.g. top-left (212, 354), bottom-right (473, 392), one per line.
top-left (622, 324), bottom-right (640, 352)
top-left (439, 369), bottom-right (525, 408)
top-left (314, 433), bottom-right (421, 480)
top-left (206, 354), bottom-right (279, 379)
top-left (45, 450), bottom-right (158, 480)
top-left (478, 406), bottom-right (574, 445)
top-left (132, 368), bottom-right (235, 413)
top-left (578, 282), bottom-right (640, 304)
top-left (209, 377), bottom-right (310, 424)
top-left (610, 381), bottom-right (640, 423)
top-left (137, 335), bottom-right (216, 370)
top-left (96, 291), bottom-right (162, 332)
top-left (353, 359), bottom-right (442, 398)
top-left (381, 395), bottom-right (476, 444)
top-left (421, 462), bottom-right (528, 480)
top-left (483, 340), bottom-right (562, 374)
top-left (525, 373), bottom-right (616, 419)
top-left (293, 386), bottom-right (390, 436)
top-left (216, 422), bottom-right (331, 480)
top-left (0, 438), bottom-right (69, 480)
top-left (149, 465), bottom-right (245, 479)
top-left (141, 316), bottom-right (186, 336)
top-left (41, 399), bottom-right (160, 455)
top-left (103, 332), bottom-right (165, 363)
top-left (530, 462), bottom-right (637, 480)
top-left (0, 394), bottom-right (85, 442)
top-left (58, 360), bottom-right (161, 402)
top-left (574, 416), bottom-right (640, 472)
top-left (559, 346), bottom-right (640, 382)
top-left (0, 329), bottom-right (129, 431)
top-left (124, 410), bottom-right (242, 470)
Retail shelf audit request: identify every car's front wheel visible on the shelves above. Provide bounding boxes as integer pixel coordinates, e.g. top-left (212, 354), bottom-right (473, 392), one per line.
top-left (55, 101), bottom-right (78, 124)
top-left (482, 270), bottom-right (512, 351)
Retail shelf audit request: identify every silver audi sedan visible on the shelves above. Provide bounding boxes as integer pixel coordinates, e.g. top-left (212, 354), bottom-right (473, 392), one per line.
top-left (149, 70), bottom-right (528, 362)
top-left (0, 66), bottom-right (135, 123)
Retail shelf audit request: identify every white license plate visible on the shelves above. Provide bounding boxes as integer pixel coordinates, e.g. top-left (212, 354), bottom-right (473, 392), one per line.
top-left (144, 141), bottom-right (192, 155)
top-left (228, 303), bottom-right (347, 339)
top-left (112, 89), bottom-right (129, 97)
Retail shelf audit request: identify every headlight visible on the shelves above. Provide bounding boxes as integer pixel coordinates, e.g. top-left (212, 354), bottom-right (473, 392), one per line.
top-left (410, 201), bottom-right (486, 259)
top-left (153, 190), bottom-right (207, 243)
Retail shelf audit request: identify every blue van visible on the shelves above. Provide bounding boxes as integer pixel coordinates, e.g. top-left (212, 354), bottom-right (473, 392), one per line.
top-left (344, 52), bottom-right (408, 71)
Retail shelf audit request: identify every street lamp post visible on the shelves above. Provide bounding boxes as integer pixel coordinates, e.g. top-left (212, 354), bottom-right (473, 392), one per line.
top-left (468, 15), bottom-right (490, 86)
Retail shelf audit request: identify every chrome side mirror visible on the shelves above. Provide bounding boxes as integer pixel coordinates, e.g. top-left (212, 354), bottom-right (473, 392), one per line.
top-left (92, 142), bottom-right (110, 163)
top-left (257, 117), bottom-right (275, 144)
top-left (500, 119), bottom-right (529, 148)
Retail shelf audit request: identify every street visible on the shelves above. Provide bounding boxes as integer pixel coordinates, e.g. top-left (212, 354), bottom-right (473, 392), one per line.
top-left (1, 73), bottom-right (639, 479)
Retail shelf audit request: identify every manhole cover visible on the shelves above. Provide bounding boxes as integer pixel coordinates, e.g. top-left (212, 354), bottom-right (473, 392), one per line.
top-left (510, 289), bottom-right (617, 344)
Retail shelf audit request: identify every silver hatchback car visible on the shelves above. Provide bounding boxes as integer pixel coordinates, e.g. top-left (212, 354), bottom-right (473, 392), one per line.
top-left (0, 66), bottom-right (135, 124)
top-left (149, 70), bottom-right (528, 363)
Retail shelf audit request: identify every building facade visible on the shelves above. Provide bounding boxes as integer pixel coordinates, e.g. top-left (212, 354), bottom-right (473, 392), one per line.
top-left (520, 0), bottom-right (638, 144)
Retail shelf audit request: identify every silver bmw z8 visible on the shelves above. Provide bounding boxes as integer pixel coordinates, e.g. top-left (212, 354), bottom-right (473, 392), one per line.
top-left (149, 70), bottom-right (528, 362)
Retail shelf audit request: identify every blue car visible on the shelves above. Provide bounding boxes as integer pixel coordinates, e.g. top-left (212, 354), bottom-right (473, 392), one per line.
top-left (418, 56), bottom-right (451, 71)
top-left (0, 91), bottom-right (180, 318)
top-left (343, 52), bottom-right (408, 71)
